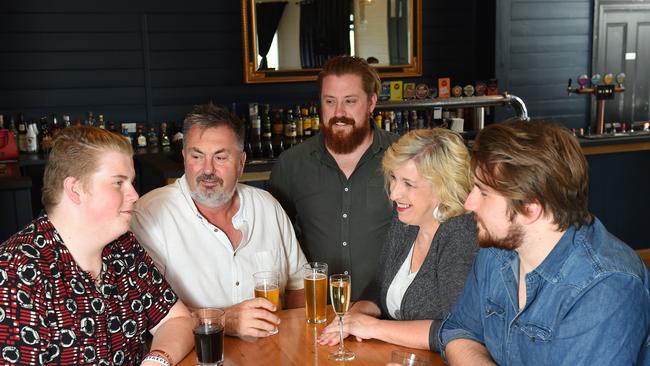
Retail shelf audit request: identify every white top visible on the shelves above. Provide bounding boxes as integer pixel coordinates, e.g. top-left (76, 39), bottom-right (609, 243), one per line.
top-left (130, 175), bottom-right (307, 309)
top-left (385, 243), bottom-right (418, 319)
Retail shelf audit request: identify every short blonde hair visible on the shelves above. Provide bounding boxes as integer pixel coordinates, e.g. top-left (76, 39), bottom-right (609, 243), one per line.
top-left (382, 128), bottom-right (473, 221)
top-left (42, 126), bottom-right (133, 211)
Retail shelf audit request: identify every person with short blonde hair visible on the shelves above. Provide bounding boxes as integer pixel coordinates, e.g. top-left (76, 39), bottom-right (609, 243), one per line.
top-left (0, 126), bottom-right (193, 366)
top-left (319, 128), bottom-right (478, 351)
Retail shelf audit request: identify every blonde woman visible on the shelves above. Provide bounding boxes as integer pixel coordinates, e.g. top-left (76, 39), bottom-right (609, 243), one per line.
top-left (319, 128), bottom-right (479, 351)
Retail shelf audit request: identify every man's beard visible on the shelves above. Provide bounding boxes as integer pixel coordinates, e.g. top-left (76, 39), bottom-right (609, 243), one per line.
top-left (475, 214), bottom-right (525, 250)
top-left (190, 173), bottom-right (235, 208)
top-left (322, 114), bottom-right (371, 154)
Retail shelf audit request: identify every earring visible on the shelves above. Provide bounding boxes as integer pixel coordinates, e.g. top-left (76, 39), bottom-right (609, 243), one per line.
top-left (433, 205), bottom-right (445, 222)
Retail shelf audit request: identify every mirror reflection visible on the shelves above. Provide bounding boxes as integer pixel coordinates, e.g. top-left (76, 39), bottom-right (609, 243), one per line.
top-left (252, 0), bottom-right (413, 71)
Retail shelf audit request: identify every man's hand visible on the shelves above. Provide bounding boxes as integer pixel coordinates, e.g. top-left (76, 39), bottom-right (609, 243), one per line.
top-left (224, 298), bottom-right (280, 338)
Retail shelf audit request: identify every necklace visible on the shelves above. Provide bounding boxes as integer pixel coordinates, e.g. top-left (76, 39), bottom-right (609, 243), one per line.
top-left (93, 267), bottom-right (105, 293)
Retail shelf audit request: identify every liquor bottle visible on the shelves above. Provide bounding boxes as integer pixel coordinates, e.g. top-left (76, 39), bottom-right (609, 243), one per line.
top-left (384, 111), bottom-right (393, 132)
top-left (310, 103), bottom-right (320, 134)
top-left (302, 107), bottom-right (312, 138)
top-left (97, 114), bottom-right (106, 129)
top-left (0, 114), bottom-right (4, 129)
top-left (17, 114), bottom-right (28, 153)
top-left (172, 122), bottom-right (184, 149)
top-left (8, 116), bottom-right (18, 141)
top-left (51, 114), bottom-right (62, 136)
top-left (250, 115), bottom-right (262, 158)
top-left (85, 111), bottom-right (95, 127)
top-left (260, 105), bottom-right (274, 158)
top-left (374, 111), bottom-right (383, 130)
top-left (26, 121), bottom-right (39, 153)
top-left (272, 109), bottom-right (284, 157)
top-left (147, 126), bottom-right (159, 150)
top-left (121, 126), bottom-right (132, 145)
top-left (284, 109), bottom-right (297, 149)
top-left (136, 124), bottom-right (147, 148)
top-left (108, 122), bottom-right (118, 134)
top-left (63, 115), bottom-right (71, 128)
top-left (40, 118), bottom-right (53, 154)
top-left (294, 105), bottom-right (304, 143)
top-left (410, 110), bottom-right (419, 130)
top-left (160, 122), bottom-right (171, 150)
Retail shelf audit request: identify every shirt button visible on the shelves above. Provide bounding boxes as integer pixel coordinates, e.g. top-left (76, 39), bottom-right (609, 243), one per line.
top-left (235, 281), bottom-right (240, 286)
top-left (342, 241), bottom-right (347, 246)
top-left (344, 187), bottom-right (349, 192)
top-left (342, 213), bottom-right (348, 218)
top-left (214, 228), bottom-right (219, 232)
top-left (344, 270), bottom-right (349, 275)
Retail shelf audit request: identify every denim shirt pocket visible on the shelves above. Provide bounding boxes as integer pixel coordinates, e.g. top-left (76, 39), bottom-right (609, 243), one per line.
top-left (484, 297), bottom-right (506, 319)
top-left (519, 322), bottom-right (553, 343)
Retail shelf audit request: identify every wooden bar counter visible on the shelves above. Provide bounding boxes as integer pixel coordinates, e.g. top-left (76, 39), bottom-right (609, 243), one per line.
top-left (178, 308), bottom-right (444, 365)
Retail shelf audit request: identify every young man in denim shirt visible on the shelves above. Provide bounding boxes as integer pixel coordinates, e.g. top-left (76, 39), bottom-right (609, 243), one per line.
top-left (439, 120), bottom-right (650, 365)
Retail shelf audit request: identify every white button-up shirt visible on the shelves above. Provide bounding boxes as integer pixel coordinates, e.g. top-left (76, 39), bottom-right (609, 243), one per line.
top-left (131, 175), bottom-right (306, 309)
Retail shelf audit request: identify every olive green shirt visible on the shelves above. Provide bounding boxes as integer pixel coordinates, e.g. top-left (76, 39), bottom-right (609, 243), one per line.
top-left (268, 124), bottom-right (398, 299)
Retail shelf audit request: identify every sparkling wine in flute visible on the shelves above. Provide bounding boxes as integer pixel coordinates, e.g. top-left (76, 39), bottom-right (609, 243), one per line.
top-left (330, 278), bottom-right (351, 315)
top-left (328, 274), bottom-right (355, 361)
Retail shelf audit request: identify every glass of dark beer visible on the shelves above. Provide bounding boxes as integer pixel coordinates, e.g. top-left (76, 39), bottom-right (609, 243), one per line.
top-left (191, 308), bottom-right (225, 366)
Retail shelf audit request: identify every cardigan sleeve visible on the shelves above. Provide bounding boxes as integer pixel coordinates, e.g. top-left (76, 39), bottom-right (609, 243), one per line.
top-left (427, 214), bottom-right (479, 351)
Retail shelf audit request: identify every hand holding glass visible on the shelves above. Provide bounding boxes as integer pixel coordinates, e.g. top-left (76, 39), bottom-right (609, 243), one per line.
top-left (329, 273), bottom-right (355, 361)
top-left (253, 270), bottom-right (280, 335)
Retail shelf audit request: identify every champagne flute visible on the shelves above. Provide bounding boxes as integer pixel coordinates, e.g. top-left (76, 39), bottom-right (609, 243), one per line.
top-left (328, 273), bottom-right (355, 361)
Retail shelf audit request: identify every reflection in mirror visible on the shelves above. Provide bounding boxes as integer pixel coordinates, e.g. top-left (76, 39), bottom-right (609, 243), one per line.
top-left (242, 0), bottom-right (421, 83)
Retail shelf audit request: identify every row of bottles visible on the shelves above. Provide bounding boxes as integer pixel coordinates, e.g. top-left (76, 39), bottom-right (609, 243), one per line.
top-left (244, 103), bottom-right (321, 159)
top-left (0, 112), bottom-right (183, 155)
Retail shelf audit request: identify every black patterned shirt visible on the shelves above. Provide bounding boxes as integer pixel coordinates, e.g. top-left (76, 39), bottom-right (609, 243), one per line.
top-left (0, 215), bottom-right (177, 365)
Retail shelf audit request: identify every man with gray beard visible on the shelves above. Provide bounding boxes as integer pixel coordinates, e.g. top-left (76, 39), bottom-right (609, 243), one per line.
top-left (131, 103), bottom-right (306, 338)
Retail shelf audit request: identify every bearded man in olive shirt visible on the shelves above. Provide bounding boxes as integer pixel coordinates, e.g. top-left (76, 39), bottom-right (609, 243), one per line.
top-left (269, 56), bottom-right (398, 299)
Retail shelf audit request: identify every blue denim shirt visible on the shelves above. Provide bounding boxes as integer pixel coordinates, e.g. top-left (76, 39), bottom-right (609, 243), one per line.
top-left (439, 218), bottom-right (650, 365)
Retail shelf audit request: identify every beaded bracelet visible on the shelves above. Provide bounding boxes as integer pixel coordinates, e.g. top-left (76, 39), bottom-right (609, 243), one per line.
top-left (143, 354), bottom-right (170, 366)
top-left (149, 349), bottom-right (174, 366)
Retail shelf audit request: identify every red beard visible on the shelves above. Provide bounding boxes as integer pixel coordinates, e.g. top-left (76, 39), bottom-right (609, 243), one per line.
top-left (322, 114), bottom-right (371, 154)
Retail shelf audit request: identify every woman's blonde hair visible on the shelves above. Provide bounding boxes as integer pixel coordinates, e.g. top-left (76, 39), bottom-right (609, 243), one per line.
top-left (42, 126), bottom-right (133, 211)
top-left (382, 128), bottom-right (473, 221)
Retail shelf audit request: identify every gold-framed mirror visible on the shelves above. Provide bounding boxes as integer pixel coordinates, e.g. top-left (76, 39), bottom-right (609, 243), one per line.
top-left (241, 0), bottom-right (422, 83)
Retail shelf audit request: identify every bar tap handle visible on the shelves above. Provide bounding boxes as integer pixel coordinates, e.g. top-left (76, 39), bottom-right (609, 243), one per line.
top-left (567, 78), bottom-right (573, 95)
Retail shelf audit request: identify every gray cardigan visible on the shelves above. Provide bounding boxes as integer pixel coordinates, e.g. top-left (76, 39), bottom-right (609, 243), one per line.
top-left (360, 212), bottom-right (479, 351)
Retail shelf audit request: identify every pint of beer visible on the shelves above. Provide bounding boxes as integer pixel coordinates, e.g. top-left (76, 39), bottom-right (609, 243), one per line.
top-left (253, 270), bottom-right (281, 335)
top-left (303, 262), bottom-right (328, 324)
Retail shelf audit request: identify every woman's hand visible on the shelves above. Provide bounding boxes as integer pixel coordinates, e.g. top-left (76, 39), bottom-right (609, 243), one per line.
top-left (317, 312), bottom-right (379, 345)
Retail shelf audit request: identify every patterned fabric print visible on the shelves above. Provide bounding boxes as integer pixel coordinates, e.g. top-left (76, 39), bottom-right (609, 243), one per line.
top-left (0, 215), bottom-right (177, 365)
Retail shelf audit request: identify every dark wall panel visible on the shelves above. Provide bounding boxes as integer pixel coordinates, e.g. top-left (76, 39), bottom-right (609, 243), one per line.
top-left (1, 0), bottom-right (494, 124)
top-left (496, 0), bottom-right (592, 128)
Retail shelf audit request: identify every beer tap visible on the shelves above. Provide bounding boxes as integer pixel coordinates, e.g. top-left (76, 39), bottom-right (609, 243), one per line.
top-left (567, 72), bottom-right (625, 135)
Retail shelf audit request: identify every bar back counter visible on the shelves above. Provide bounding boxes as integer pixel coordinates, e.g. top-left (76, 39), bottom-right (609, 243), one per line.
top-left (5, 134), bottom-right (650, 250)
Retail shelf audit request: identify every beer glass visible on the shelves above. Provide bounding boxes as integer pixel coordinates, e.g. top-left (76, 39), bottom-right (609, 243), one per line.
top-left (302, 262), bottom-right (328, 324)
top-left (328, 273), bottom-right (355, 361)
top-left (253, 270), bottom-right (280, 335)
top-left (191, 308), bottom-right (225, 366)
